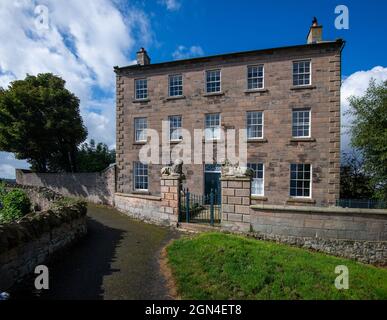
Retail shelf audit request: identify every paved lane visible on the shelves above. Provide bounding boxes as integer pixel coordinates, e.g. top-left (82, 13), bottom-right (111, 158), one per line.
top-left (11, 203), bottom-right (180, 300)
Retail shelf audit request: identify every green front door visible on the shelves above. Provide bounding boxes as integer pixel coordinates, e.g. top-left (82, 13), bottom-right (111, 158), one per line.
top-left (204, 164), bottom-right (221, 203)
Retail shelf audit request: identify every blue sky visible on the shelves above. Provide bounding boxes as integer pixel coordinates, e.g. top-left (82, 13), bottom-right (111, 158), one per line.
top-left (0, 0), bottom-right (387, 178)
top-left (129, 0), bottom-right (387, 75)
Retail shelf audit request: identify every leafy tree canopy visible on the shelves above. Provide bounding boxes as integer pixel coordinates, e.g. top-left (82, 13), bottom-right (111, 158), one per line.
top-left (340, 152), bottom-right (375, 199)
top-left (348, 79), bottom-right (387, 200)
top-left (0, 73), bottom-right (87, 172)
top-left (76, 139), bottom-right (115, 172)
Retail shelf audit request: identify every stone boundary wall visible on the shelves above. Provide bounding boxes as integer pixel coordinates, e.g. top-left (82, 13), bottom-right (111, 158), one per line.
top-left (15, 164), bottom-right (116, 205)
top-left (4, 183), bottom-right (63, 212)
top-left (0, 200), bottom-right (87, 291)
top-left (221, 174), bottom-right (387, 265)
top-left (115, 193), bottom-right (164, 224)
top-left (114, 176), bottom-right (181, 226)
top-left (250, 205), bottom-right (387, 241)
top-left (249, 205), bottom-right (387, 265)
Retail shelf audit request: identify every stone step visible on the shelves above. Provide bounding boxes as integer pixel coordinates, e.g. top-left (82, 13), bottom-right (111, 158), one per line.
top-left (177, 222), bottom-right (221, 233)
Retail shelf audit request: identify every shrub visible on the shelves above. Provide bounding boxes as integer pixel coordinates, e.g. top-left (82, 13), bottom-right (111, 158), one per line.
top-left (51, 197), bottom-right (85, 210)
top-left (0, 181), bottom-right (7, 203)
top-left (0, 189), bottom-right (31, 223)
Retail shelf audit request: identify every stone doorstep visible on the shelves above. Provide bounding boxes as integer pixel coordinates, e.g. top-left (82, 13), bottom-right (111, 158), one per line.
top-left (177, 222), bottom-right (221, 233)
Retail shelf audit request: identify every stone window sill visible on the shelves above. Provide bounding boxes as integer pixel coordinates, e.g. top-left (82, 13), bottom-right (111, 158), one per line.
top-left (286, 197), bottom-right (316, 205)
top-left (246, 138), bottom-right (268, 143)
top-left (289, 137), bottom-right (316, 142)
top-left (244, 89), bottom-right (269, 94)
top-left (251, 195), bottom-right (268, 201)
top-left (132, 99), bottom-right (150, 103)
top-left (133, 141), bottom-right (147, 145)
top-left (115, 192), bottom-right (161, 201)
top-left (203, 91), bottom-right (224, 97)
top-left (165, 95), bottom-right (186, 101)
top-left (290, 85), bottom-right (316, 91)
top-left (132, 190), bottom-right (150, 195)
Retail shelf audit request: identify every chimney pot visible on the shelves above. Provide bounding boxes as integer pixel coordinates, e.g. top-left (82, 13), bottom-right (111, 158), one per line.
top-left (307, 17), bottom-right (323, 44)
top-left (136, 48), bottom-right (151, 65)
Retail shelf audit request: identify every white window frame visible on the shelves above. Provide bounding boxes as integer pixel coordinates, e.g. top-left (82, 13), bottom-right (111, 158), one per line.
top-left (292, 108), bottom-right (311, 138)
top-left (135, 78), bottom-right (148, 100)
top-left (290, 164), bottom-right (312, 198)
top-left (168, 74), bottom-right (183, 97)
top-left (133, 161), bottom-right (149, 191)
top-left (169, 115), bottom-right (182, 141)
top-left (292, 60), bottom-right (312, 87)
top-left (205, 69), bottom-right (221, 93)
top-left (134, 117), bottom-right (147, 142)
top-left (247, 65), bottom-right (264, 90)
top-left (204, 113), bottom-right (221, 141)
top-left (247, 111), bottom-right (264, 139)
top-left (248, 163), bottom-right (264, 196)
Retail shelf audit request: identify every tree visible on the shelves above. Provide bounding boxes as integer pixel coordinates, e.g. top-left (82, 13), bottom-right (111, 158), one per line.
top-left (340, 152), bottom-right (374, 199)
top-left (348, 79), bottom-right (387, 200)
top-left (0, 73), bottom-right (87, 172)
top-left (76, 139), bottom-right (116, 172)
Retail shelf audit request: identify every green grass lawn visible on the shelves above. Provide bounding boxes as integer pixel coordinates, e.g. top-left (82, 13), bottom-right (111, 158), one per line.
top-left (166, 232), bottom-right (387, 300)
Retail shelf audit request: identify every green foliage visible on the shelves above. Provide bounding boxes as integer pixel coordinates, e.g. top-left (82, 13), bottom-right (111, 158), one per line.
top-left (0, 188), bottom-right (31, 223)
top-left (340, 152), bottom-right (375, 199)
top-left (0, 181), bottom-right (7, 201)
top-left (167, 233), bottom-right (387, 300)
top-left (348, 79), bottom-right (387, 200)
top-left (0, 73), bottom-right (87, 172)
top-left (76, 139), bottom-right (115, 172)
top-left (51, 196), bottom-right (86, 210)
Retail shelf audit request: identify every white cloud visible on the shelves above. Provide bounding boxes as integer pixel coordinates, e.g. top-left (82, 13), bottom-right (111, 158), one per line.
top-left (0, 152), bottom-right (30, 180)
top-left (172, 45), bottom-right (204, 60)
top-left (159, 0), bottom-right (181, 11)
top-left (83, 98), bottom-right (116, 150)
top-left (0, 0), bottom-right (152, 177)
top-left (0, 0), bottom-right (151, 145)
top-left (341, 66), bottom-right (387, 153)
top-left (0, 164), bottom-right (15, 180)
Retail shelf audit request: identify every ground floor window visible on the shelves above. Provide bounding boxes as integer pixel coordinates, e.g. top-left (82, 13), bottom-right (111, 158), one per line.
top-left (290, 164), bottom-right (311, 197)
top-left (248, 163), bottom-right (264, 196)
top-left (133, 162), bottom-right (148, 191)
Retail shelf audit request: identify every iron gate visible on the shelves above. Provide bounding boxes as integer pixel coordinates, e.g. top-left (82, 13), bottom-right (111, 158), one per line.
top-left (179, 188), bottom-right (221, 225)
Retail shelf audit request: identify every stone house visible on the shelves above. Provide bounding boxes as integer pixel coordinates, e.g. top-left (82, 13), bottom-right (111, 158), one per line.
top-left (114, 20), bottom-right (344, 207)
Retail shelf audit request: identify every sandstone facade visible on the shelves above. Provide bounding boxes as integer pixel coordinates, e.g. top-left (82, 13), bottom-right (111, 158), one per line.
top-left (115, 40), bottom-right (343, 207)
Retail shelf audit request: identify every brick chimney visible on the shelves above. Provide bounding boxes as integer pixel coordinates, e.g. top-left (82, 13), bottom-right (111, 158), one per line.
top-left (136, 47), bottom-right (151, 65)
top-left (307, 17), bottom-right (323, 44)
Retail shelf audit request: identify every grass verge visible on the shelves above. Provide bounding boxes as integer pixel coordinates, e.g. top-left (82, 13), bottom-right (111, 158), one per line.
top-left (166, 232), bottom-right (387, 300)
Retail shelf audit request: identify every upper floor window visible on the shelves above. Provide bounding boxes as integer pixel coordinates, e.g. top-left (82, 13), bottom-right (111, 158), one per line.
top-left (169, 115), bottom-right (182, 141)
top-left (292, 109), bottom-right (311, 138)
top-left (290, 164), bottom-right (311, 198)
top-left (135, 79), bottom-right (148, 100)
top-left (133, 161), bottom-right (148, 191)
top-left (205, 113), bottom-right (221, 140)
top-left (248, 163), bottom-right (264, 196)
top-left (247, 65), bottom-right (264, 90)
top-left (134, 117), bottom-right (147, 142)
top-left (247, 111), bottom-right (263, 139)
top-left (169, 74), bottom-right (183, 97)
top-left (206, 70), bottom-right (221, 93)
top-left (293, 60), bottom-right (311, 86)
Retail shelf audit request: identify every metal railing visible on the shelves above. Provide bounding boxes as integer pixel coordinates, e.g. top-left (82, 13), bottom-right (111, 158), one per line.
top-left (336, 199), bottom-right (387, 209)
top-left (179, 188), bottom-right (221, 225)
